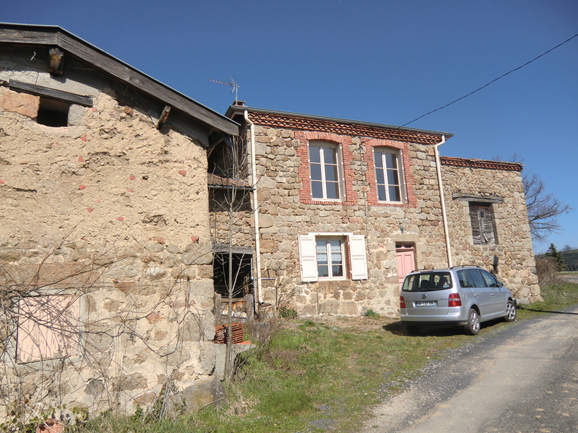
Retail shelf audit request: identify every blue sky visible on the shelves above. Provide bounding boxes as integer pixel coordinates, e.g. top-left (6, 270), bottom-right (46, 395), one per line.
top-left (4, 0), bottom-right (577, 253)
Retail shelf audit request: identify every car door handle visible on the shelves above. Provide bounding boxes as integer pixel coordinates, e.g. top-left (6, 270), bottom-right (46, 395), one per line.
top-left (473, 294), bottom-right (478, 297)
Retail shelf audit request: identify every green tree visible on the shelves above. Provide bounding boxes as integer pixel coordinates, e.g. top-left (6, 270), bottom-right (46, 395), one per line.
top-left (545, 243), bottom-right (566, 271)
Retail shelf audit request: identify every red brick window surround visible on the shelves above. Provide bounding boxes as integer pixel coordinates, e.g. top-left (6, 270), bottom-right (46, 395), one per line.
top-left (362, 138), bottom-right (417, 207)
top-left (297, 131), bottom-right (358, 205)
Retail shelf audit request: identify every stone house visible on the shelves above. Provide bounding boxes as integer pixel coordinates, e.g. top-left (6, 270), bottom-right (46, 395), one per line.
top-left (222, 104), bottom-right (540, 317)
top-left (0, 24), bottom-right (239, 419)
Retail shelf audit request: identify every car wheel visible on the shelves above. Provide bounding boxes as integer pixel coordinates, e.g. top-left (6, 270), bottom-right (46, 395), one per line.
top-left (405, 324), bottom-right (421, 336)
top-left (504, 299), bottom-right (517, 322)
top-left (464, 308), bottom-right (480, 335)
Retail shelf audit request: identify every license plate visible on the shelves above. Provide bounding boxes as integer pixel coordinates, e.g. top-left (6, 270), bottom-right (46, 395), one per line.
top-left (415, 301), bottom-right (436, 307)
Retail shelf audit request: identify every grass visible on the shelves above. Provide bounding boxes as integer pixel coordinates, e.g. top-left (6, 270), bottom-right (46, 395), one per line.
top-left (71, 281), bottom-right (578, 433)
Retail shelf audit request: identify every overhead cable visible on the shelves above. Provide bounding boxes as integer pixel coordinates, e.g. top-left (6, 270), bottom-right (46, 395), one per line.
top-left (402, 32), bottom-right (578, 127)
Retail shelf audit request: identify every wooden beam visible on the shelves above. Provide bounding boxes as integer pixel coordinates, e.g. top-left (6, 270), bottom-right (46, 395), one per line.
top-left (452, 193), bottom-right (504, 204)
top-left (157, 105), bottom-right (171, 129)
top-left (0, 28), bottom-right (58, 45)
top-left (0, 24), bottom-right (240, 136)
top-left (9, 80), bottom-right (93, 107)
top-left (49, 47), bottom-right (64, 76)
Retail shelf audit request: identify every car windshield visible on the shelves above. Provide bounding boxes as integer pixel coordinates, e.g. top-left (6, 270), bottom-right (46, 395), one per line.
top-left (402, 272), bottom-right (453, 292)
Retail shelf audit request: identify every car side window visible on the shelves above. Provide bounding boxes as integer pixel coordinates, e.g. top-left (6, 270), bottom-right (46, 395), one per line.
top-left (457, 270), bottom-right (470, 288)
top-left (480, 270), bottom-right (499, 288)
top-left (465, 269), bottom-right (486, 288)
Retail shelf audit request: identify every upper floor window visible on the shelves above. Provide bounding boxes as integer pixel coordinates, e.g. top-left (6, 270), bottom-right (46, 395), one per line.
top-left (469, 203), bottom-right (496, 245)
top-left (37, 97), bottom-right (70, 127)
top-left (374, 148), bottom-right (404, 203)
top-left (309, 142), bottom-right (343, 200)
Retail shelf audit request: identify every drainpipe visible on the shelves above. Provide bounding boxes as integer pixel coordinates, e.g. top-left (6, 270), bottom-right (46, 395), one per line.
top-left (433, 135), bottom-right (453, 267)
top-left (244, 110), bottom-right (263, 308)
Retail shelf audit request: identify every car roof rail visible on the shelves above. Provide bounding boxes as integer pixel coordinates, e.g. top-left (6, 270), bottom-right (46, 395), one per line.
top-left (409, 269), bottom-right (451, 273)
top-left (449, 265), bottom-right (479, 269)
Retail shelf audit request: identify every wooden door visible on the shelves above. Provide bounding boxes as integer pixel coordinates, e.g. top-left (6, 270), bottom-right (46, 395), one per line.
top-left (396, 244), bottom-right (416, 293)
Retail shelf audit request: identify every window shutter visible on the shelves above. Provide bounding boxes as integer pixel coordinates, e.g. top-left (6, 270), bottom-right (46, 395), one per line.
top-left (349, 234), bottom-right (368, 280)
top-left (470, 207), bottom-right (482, 244)
top-left (481, 208), bottom-right (495, 244)
top-left (298, 234), bottom-right (318, 282)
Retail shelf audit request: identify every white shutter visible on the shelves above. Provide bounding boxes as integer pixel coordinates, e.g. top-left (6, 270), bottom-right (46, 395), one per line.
top-left (298, 234), bottom-right (318, 282)
top-left (349, 234), bottom-right (368, 280)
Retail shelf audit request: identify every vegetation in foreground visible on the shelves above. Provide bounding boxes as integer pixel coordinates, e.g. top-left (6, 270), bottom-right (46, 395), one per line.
top-left (13, 281), bottom-right (578, 433)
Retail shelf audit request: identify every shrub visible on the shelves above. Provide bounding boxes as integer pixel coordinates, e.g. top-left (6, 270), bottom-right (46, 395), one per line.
top-left (364, 309), bottom-right (380, 319)
top-left (278, 307), bottom-right (297, 319)
top-left (535, 256), bottom-right (561, 287)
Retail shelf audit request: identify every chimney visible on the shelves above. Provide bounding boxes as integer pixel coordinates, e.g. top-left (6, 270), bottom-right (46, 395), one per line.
top-left (234, 100), bottom-right (246, 107)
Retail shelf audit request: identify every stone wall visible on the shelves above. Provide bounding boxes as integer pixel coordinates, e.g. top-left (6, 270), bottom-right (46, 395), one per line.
top-left (441, 162), bottom-right (540, 303)
top-left (246, 122), bottom-right (449, 317)
top-left (0, 53), bottom-right (218, 419)
top-left (217, 112), bottom-right (541, 318)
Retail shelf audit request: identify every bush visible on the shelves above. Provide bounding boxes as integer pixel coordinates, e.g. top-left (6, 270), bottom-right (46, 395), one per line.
top-left (278, 307), bottom-right (297, 319)
top-left (535, 256), bottom-right (561, 287)
top-left (364, 309), bottom-right (380, 319)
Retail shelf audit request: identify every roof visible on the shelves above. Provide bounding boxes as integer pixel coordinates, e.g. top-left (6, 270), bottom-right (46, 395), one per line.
top-left (226, 105), bottom-right (453, 145)
top-left (440, 156), bottom-right (523, 172)
top-left (0, 23), bottom-right (239, 136)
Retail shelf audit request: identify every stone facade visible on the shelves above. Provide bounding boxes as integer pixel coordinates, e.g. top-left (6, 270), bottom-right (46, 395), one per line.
top-left (0, 27), bottom-right (237, 421)
top-left (222, 106), bottom-right (540, 317)
top-left (441, 157), bottom-right (540, 303)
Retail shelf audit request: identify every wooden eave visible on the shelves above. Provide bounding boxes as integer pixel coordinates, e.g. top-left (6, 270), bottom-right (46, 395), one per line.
top-left (0, 23), bottom-right (239, 137)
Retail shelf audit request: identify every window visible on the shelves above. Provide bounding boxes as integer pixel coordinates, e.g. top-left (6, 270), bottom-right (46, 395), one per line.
top-left (458, 269), bottom-right (499, 288)
top-left (17, 295), bottom-right (81, 363)
top-left (469, 203), bottom-right (496, 245)
top-left (298, 234), bottom-right (368, 282)
top-left (37, 97), bottom-right (70, 127)
top-left (309, 142), bottom-right (343, 200)
top-left (374, 148), bottom-right (404, 202)
top-left (316, 238), bottom-right (345, 278)
top-left (480, 269), bottom-right (499, 288)
top-left (402, 272), bottom-right (453, 292)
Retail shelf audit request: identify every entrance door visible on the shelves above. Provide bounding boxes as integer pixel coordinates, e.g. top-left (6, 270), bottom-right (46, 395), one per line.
top-left (396, 244), bottom-right (416, 293)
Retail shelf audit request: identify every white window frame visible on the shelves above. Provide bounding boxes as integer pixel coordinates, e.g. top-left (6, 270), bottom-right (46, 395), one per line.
top-left (308, 141), bottom-right (344, 201)
top-left (374, 148), bottom-right (406, 203)
top-left (315, 236), bottom-right (347, 280)
top-left (298, 233), bottom-right (368, 282)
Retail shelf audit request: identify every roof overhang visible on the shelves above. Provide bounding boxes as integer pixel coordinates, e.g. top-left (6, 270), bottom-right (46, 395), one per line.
top-left (226, 105), bottom-right (453, 145)
top-left (0, 23), bottom-right (239, 137)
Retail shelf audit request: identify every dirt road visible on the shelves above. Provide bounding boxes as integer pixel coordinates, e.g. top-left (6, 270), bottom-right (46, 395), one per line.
top-left (363, 306), bottom-right (578, 433)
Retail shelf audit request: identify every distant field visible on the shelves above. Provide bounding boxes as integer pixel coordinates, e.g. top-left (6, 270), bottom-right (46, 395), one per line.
top-left (559, 271), bottom-right (578, 284)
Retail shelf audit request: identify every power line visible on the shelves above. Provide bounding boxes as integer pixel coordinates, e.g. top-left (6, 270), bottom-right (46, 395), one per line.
top-left (402, 32), bottom-right (578, 127)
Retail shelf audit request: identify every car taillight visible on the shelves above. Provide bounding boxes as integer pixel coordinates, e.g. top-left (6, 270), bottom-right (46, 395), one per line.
top-left (448, 293), bottom-right (462, 307)
top-left (400, 296), bottom-right (406, 309)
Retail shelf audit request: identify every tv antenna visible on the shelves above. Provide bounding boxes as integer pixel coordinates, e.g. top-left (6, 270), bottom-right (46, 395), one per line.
top-left (209, 77), bottom-right (240, 103)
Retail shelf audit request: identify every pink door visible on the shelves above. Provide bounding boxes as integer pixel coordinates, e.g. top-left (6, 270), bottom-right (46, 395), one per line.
top-left (396, 244), bottom-right (416, 293)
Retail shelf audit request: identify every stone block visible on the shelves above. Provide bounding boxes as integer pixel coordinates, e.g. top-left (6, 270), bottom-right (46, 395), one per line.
top-left (318, 299), bottom-right (340, 315)
top-left (0, 91), bottom-right (39, 118)
top-left (178, 376), bottom-right (227, 412)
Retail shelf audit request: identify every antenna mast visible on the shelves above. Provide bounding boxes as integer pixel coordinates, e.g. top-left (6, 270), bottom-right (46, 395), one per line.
top-left (209, 78), bottom-right (240, 103)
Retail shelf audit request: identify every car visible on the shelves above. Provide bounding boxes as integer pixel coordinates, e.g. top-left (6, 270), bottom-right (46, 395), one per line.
top-left (399, 266), bottom-right (517, 335)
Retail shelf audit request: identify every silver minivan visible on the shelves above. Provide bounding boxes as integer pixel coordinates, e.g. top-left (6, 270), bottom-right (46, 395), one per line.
top-left (399, 266), bottom-right (517, 335)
